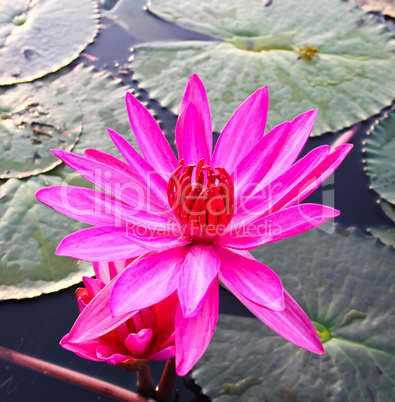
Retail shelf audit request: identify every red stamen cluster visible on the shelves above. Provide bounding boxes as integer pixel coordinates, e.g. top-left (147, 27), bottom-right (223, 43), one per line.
top-left (167, 159), bottom-right (235, 243)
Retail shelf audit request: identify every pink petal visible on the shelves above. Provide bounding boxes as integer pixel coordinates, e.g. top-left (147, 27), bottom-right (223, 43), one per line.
top-left (154, 292), bottom-right (179, 331)
top-left (124, 328), bottom-right (153, 357)
top-left (93, 258), bottom-right (136, 284)
top-left (177, 74), bottom-right (212, 161)
top-left (133, 309), bottom-right (156, 333)
top-left (84, 148), bottom-right (138, 179)
top-left (60, 333), bottom-right (102, 362)
top-left (330, 126), bottom-right (358, 152)
top-left (212, 87), bottom-right (269, 174)
top-left (150, 336), bottom-right (176, 358)
top-left (83, 148), bottom-right (170, 215)
top-left (284, 144), bottom-right (353, 208)
top-left (151, 293), bottom-right (178, 347)
top-left (68, 275), bottom-right (138, 343)
top-left (118, 227), bottom-right (189, 251)
top-left (107, 129), bottom-right (170, 209)
top-left (220, 204), bottom-right (339, 249)
top-left (58, 225), bottom-right (189, 261)
top-left (214, 246), bottom-right (284, 311)
top-left (175, 278), bottom-right (219, 376)
top-left (77, 293), bottom-right (89, 312)
top-left (82, 276), bottom-right (105, 298)
top-left (51, 150), bottom-right (150, 211)
top-left (177, 103), bottom-right (211, 166)
top-left (178, 245), bottom-right (220, 318)
top-left (96, 346), bottom-right (132, 365)
top-left (125, 92), bottom-right (178, 175)
top-left (111, 247), bottom-right (189, 316)
top-left (232, 145), bottom-right (331, 227)
top-left (85, 148), bottom-right (169, 217)
top-left (149, 346), bottom-right (176, 361)
top-left (37, 186), bottom-right (178, 230)
top-left (57, 226), bottom-right (184, 261)
top-left (113, 322), bottom-right (131, 344)
top-left (36, 186), bottom-right (123, 226)
top-left (220, 271), bottom-right (324, 354)
top-left (118, 209), bottom-right (181, 231)
top-left (233, 110), bottom-right (317, 201)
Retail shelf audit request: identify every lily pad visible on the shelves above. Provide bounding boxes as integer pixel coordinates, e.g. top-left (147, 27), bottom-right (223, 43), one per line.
top-left (369, 199), bottom-right (395, 247)
top-left (132, 0), bottom-right (395, 135)
top-left (0, 0), bottom-right (98, 85)
top-left (370, 226), bottom-right (395, 247)
top-left (0, 175), bottom-right (92, 300)
top-left (0, 65), bottom-right (140, 300)
top-left (193, 226), bottom-right (395, 401)
top-left (379, 198), bottom-right (395, 222)
top-left (49, 64), bottom-right (138, 156)
top-left (350, 0), bottom-right (395, 18)
top-left (0, 80), bottom-right (82, 179)
top-left (365, 110), bottom-right (395, 205)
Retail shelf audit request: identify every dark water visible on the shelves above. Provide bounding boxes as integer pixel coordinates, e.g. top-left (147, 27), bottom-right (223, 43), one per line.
top-left (1, 2), bottom-right (394, 401)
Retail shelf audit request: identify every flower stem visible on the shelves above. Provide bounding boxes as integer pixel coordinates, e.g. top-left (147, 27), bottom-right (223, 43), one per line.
top-left (156, 358), bottom-right (177, 401)
top-left (0, 345), bottom-right (151, 401)
top-left (137, 363), bottom-right (155, 396)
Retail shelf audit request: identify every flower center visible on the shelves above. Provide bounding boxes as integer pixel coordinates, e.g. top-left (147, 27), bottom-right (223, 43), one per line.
top-left (167, 159), bottom-right (235, 244)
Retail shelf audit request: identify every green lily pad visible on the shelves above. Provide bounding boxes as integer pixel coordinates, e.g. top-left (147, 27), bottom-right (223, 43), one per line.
top-left (193, 226), bottom-right (395, 401)
top-left (0, 64), bottom-right (133, 179)
top-left (370, 226), bottom-right (395, 247)
top-left (350, 0), bottom-right (395, 18)
top-left (365, 110), bottom-right (395, 205)
top-left (0, 0), bottom-right (98, 85)
top-left (49, 64), bottom-right (138, 156)
top-left (0, 65), bottom-right (140, 299)
top-left (0, 175), bottom-right (92, 300)
top-left (369, 199), bottom-right (395, 247)
top-left (379, 198), bottom-right (395, 222)
top-left (132, 0), bottom-right (395, 135)
top-left (0, 80), bottom-right (82, 179)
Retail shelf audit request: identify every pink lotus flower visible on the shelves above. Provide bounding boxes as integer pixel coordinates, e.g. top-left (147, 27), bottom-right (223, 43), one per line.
top-left (37, 75), bottom-right (352, 376)
top-left (60, 258), bottom-right (177, 367)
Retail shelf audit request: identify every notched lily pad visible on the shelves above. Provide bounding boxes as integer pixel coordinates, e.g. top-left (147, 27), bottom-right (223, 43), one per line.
top-left (0, 81), bottom-right (82, 179)
top-left (48, 64), bottom-right (138, 156)
top-left (0, 175), bottom-right (92, 300)
top-left (370, 226), bottom-right (395, 247)
top-left (0, 64), bottom-right (140, 299)
top-left (0, 0), bottom-right (99, 85)
top-left (369, 199), bottom-right (395, 247)
top-left (133, 0), bottom-right (395, 135)
top-left (193, 226), bottom-right (395, 401)
top-left (365, 110), bottom-right (395, 205)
